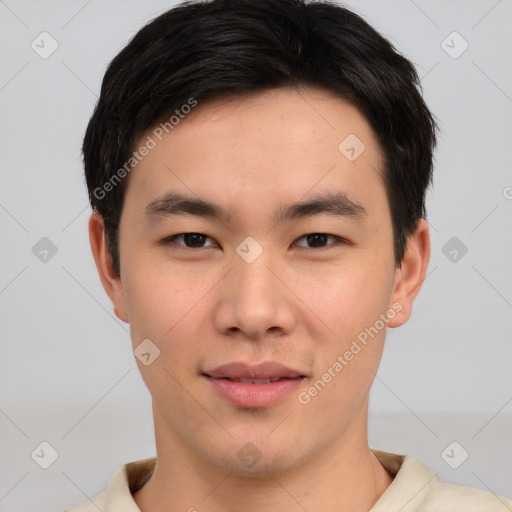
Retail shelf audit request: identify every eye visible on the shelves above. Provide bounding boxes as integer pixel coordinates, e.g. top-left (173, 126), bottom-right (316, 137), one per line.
top-left (163, 232), bottom-right (218, 248)
top-left (163, 232), bottom-right (345, 250)
top-left (293, 233), bottom-right (345, 249)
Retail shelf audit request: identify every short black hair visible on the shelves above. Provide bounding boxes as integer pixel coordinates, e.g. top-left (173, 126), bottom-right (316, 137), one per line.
top-left (83, 0), bottom-right (437, 276)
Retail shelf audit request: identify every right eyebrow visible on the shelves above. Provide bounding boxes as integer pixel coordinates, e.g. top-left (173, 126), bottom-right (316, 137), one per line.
top-left (145, 192), bottom-right (230, 222)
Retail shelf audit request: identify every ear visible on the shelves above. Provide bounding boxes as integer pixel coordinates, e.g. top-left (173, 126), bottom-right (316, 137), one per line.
top-left (88, 212), bottom-right (129, 323)
top-left (387, 218), bottom-right (430, 328)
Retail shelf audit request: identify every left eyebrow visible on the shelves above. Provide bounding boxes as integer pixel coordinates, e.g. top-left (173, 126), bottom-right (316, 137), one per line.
top-left (144, 191), bottom-right (367, 224)
top-left (273, 192), bottom-right (367, 224)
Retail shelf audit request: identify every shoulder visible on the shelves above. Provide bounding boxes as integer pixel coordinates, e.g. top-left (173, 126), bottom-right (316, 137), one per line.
top-left (371, 450), bottom-right (512, 512)
top-left (62, 456), bottom-right (155, 512)
top-left (63, 491), bottom-right (106, 512)
top-left (424, 479), bottom-right (512, 511)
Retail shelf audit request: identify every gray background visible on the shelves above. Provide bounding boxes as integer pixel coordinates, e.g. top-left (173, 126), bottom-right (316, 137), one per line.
top-left (0, 1), bottom-right (511, 511)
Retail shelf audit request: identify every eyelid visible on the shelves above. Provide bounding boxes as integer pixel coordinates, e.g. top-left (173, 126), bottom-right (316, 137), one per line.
top-left (163, 232), bottom-right (348, 250)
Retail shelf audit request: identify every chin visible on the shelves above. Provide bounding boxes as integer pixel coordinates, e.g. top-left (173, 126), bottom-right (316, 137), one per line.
top-left (205, 439), bottom-right (310, 479)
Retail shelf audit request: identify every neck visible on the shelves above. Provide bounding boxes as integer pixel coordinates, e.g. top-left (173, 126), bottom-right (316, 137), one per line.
top-left (134, 407), bottom-right (394, 512)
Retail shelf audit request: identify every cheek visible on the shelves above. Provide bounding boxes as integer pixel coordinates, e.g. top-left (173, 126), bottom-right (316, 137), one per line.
top-left (301, 274), bottom-right (390, 414)
top-left (123, 266), bottom-right (205, 397)
top-left (123, 259), bottom-right (185, 341)
top-left (307, 259), bottom-right (393, 390)
top-left (312, 257), bottom-right (393, 331)
top-left (123, 256), bottom-right (221, 365)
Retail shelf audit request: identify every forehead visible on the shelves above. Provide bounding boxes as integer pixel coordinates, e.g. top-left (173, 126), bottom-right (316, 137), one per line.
top-left (125, 86), bottom-right (387, 223)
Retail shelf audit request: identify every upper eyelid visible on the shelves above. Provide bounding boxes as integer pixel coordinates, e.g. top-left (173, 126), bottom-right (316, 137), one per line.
top-left (294, 233), bottom-right (341, 244)
top-left (166, 233), bottom-right (217, 246)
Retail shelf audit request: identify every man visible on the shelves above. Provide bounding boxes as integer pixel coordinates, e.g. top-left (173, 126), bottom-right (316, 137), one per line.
top-left (66, 0), bottom-right (512, 510)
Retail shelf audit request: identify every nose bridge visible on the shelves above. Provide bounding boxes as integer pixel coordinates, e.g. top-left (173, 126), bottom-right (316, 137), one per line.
top-left (213, 240), bottom-right (296, 339)
top-left (234, 243), bottom-right (278, 312)
top-left (236, 246), bottom-right (274, 296)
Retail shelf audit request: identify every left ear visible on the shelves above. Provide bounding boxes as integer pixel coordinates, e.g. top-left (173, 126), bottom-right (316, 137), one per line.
top-left (387, 218), bottom-right (430, 328)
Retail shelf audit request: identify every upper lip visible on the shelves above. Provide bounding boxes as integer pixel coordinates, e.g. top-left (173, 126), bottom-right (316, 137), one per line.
top-left (203, 362), bottom-right (305, 380)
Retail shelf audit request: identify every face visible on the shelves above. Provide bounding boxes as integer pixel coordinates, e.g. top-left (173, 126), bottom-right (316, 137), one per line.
top-left (92, 86), bottom-right (428, 477)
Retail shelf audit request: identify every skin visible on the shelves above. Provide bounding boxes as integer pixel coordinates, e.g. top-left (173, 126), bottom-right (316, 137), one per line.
top-left (89, 86), bottom-right (430, 512)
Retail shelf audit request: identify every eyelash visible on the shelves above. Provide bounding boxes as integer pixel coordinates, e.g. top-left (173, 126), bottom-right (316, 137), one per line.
top-left (162, 232), bottom-right (347, 250)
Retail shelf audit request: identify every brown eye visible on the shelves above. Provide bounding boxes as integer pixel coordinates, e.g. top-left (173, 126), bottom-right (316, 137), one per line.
top-left (165, 233), bottom-right (217, 248)
top-left (294, 233), bottom-right (343, 248)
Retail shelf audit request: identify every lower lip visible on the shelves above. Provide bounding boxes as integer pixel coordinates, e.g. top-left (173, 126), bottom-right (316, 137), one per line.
top-left (204, 376), bottom-right (304, 408)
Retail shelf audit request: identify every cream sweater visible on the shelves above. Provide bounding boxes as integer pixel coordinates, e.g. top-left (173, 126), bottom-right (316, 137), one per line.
top-left (65, 449), bottom-right (512, 511)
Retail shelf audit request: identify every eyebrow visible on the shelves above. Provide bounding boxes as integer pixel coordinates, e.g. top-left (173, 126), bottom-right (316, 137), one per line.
top-left (145, 191), bottom-right (367, 224)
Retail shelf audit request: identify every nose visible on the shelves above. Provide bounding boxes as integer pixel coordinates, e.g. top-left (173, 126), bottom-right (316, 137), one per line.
top-left (211, 248), bottom-right (297, 341)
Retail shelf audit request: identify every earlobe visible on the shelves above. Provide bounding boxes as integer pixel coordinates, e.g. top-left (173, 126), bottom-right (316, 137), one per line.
top-left (387, 218), bottom-right (430, 328)
top-left (88, 212), bottom-right (129, 323)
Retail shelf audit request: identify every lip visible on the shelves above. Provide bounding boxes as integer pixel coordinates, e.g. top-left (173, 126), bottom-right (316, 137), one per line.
top-left (202, 362), bottom-right (307, 408)
top-left (204, 361), bottom-right (305, 380)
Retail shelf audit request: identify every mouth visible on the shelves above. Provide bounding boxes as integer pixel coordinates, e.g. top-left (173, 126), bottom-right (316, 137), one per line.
top-left (202, 361), bottom-right (307, 408)
top-left (207, 376), bottom-right (305, 384)
top-left (203, 361), bottom-right (306, 380)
